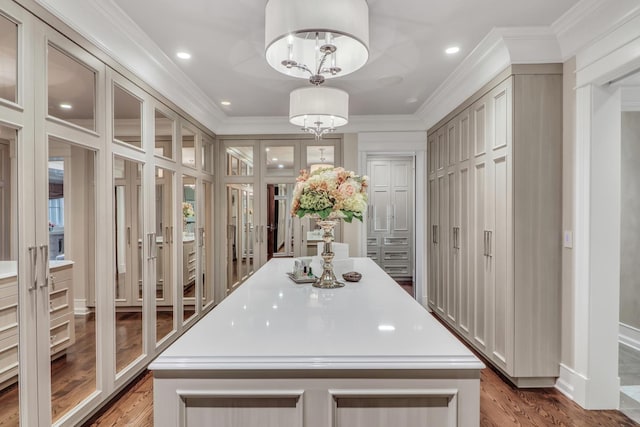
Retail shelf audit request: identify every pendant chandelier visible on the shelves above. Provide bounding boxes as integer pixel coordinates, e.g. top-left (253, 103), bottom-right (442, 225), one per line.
top-left (289, 86), bottom-right (348, 139)
top-left (265, 0), bottom-right (369, 84)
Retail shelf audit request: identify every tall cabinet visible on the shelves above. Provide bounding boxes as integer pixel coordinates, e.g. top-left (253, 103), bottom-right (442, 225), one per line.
top-left (428, 65), bottom-right (562, 387)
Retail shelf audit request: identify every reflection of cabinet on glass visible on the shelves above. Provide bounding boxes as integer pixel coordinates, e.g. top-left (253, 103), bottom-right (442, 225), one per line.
top-left (0, 261), bottom-right (75, 390)
top-left (227, 148), bottom-right (253, 176)
top-left (113, 158), bottom-right (143, 307)
top-left (182, 238), bottom-right (196, 289)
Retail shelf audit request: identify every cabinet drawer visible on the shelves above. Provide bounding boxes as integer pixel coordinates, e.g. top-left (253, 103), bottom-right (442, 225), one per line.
top-left (383, 237), bottom-right (409, 246)
top-left (366, 249), bottom-right (379, 262)
top-left (50, 312), bottom-right (75, 356)
top-left (383, 264), bottom-right (411, 276)
top-left (0, 294), bottom-right (18, 342)
top-left (0, 278), bottom-right (18, 299)
top-left (49, 266), bottom-right (72, 287)
top-left (383, 250), bottom-right (410, 261)
top-left (0, 334), bottom-right (18, 385)
top-left (49, 285), bottom-right (72, 316)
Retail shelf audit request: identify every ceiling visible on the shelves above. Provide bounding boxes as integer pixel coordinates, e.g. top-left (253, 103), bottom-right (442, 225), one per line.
top-left (111, 0), bottom-right (580, 119)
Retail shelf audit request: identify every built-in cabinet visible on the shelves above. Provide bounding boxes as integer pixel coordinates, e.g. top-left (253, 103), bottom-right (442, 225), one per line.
top-left (428, 65), bottom-right (562, 387)
top-left (0, 262), bottom-right (75, 389)
top-left (366, 158), bottom-right (414, 279)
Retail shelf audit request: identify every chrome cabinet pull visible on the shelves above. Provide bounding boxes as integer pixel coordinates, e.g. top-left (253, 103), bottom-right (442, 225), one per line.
top-left (260, 225), bottom-right (264, 243)
top-left (483, 231), bottom-right (488, 256)
top-left (40, 244), bottom-right (49, 288)
top-left (28, 246), bottom-right (37, 291)
top-left (147, 233), bottom-right (157, 260)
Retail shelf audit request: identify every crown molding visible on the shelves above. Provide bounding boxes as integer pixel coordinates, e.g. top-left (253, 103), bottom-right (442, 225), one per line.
top-left (216, 114), bottom-right (426, 135)
top-left (415, 27), bottom-right (562, 130)
top-left (552, 0), bottom-right (640, 61)
top-left (34, 0), bottom-right (226, 133)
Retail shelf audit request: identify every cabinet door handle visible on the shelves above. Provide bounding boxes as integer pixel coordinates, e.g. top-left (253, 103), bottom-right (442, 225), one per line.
top-left (40, 244), bottom-right (49, 288)
top-left (147, 233), bottom-right (157, 260)
top-left (28, 246), bottom-right (38, 291)
top-left (165, 226), bottom-right (170, 244)
top-left (127, 227), bottom-right (131, 245)
top-left (260, 225), bottom-right (264, 243)
top-left (170, 226), bottom-right (174, 244)
top-left (483, 231), bottom-right (488, 256)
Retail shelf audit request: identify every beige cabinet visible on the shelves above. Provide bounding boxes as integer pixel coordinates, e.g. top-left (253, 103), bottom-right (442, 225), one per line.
top-left (428, 65), bottom-right (562, 387)
top-left (0, 263), bottom-right (75, 389)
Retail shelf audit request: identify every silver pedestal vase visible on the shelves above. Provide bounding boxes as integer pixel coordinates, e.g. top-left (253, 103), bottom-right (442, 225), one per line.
top-left (313, 219), bottom-right (344, 289)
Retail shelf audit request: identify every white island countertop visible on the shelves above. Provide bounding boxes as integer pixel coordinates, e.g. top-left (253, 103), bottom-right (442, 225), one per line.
top-left (150, 258), bottom-right (483, 372)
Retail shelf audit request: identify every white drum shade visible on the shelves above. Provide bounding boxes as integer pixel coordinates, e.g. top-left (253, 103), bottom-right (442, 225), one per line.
top-left (289, 86), bottom-right (348, 129)
top-left (265, 0), bottom-right (369, 79)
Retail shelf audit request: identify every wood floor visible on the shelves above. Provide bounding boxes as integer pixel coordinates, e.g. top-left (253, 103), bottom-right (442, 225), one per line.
top-left (0, 311), bottom-right (173, 426)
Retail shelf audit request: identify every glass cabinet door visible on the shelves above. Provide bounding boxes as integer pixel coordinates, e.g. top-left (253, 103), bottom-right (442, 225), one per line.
top-left (155, 167), bottom-right (174, 344)
top-left (113, 156), bottom-right (144, 373)
top-left (48, 139), bottom-right (99, 423)
top-left (0, 125), bottom-right (21, 425)
top-left (182, 175), bottom-right (197, 323)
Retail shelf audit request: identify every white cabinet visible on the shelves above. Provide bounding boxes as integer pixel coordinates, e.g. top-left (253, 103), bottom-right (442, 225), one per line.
top-left (428, 65), bottom-right (562, 387)
top-left (0, 263), bottom-right (75, 390)
top-left (366, 158), bottom-right (414, 279)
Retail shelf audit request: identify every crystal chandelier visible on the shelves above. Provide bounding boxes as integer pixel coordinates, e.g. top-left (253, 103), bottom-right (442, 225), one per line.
top-left (265, 0), bottom-right (369, 84)
top-left (289, 86), bottom-right (348, 139)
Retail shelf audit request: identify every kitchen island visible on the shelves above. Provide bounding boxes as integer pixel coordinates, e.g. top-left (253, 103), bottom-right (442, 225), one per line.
top-left (150, 258), bottom-right (483, 426)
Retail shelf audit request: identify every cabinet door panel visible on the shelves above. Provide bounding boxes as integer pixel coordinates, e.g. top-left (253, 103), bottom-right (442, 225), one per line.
top-left (491, 153), bottom-right (512, 372)
top-left (437, 174), bottom-right (447, 315)
top-left (472, 161), bottom-right (487, 351)
top-left (447, 122), bottom-right (457, 166)
top-left (459, 113), bottom-right (470, 162)
top-left (428, 179), bottom-right (438, 308)
top-left (458, 165), bottom-right (470, 335)
top-left (447, 170), bottom-right (457, 324)
top-left (473, 102), bottom-right (486, 157)
top-left (437, 129), bottom-right (446, 171)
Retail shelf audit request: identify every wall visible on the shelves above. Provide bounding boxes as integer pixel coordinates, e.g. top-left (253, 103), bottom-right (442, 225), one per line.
top-left (620, 111), bottom-right (640, 330)
top-left (561, 57), bottom-right (576, 367)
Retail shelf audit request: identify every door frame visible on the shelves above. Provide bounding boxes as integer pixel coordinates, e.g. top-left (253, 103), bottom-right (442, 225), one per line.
top-left (357, 132), bottom-right (427, 305)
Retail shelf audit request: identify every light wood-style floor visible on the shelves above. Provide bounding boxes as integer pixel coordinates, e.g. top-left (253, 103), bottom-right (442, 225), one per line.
top-left (84, 279), bottom-right (639, 427)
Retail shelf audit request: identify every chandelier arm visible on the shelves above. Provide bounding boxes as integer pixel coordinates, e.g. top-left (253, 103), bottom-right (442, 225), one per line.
top-left (316, 51), bottom-right (330, 76)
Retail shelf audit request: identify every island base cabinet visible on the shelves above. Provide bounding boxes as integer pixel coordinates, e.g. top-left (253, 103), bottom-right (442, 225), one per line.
top-left (153, 374), bottom-right (480, 427)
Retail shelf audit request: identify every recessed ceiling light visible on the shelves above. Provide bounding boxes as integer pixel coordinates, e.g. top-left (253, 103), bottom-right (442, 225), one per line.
top-left (266, 148), bottom-right (270, 152)
top-left (445, 46), bottom-right (460, 55)
top-left (272, 157), bottom-right (278, 161)
top-left (220, 100), bottom-right (231, 106)
top-left (278, 164), bottom-right (284, 168)
top-left (59, 103), bottom-right (72, 109)
top-left (406, 97), bottom-right (418, 104)
top-left (176, 51), bottom-right (191, 59)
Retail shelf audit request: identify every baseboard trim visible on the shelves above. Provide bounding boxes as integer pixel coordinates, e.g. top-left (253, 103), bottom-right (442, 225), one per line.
top-left (74, 299), bottom-right (90, 316)
top-left (620, 322), bottom-right (640, 352)
top-left (556, 363), bottom-right (588, 407)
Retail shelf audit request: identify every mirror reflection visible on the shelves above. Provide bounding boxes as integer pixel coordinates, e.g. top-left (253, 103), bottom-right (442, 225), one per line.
top-left (48, 139), bottom-right (98, 422)
top-left (226, 146), bottom-right (253, 176)
top-left (265, 146), bottom-right (294, 176)
top-left (155, 110), bottom-right (173, 159)
top-left (226, 184), bottom-right (254, 292)
top-left (0, 125), bottom-right (19, 424)
top-left (203, 181), bottom-right (213, 307)
top-left (0, 14), bottom-right (17, 103)
top-left (182, 175), bottom-right (197, 323)
top-left (47, 44), bottom-right (96, 131)
top-left (113, 84), bottom-right (142, 148)
top-left (113, 156), bottom-right (144, 373)
top-left (155, 167), bottom-right (174, 344)
top-left (182, 128), bottom-right (196, 168)
top-left (266, 184), bottom-right (294, 260)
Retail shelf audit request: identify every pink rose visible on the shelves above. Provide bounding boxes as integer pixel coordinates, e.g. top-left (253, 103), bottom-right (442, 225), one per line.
top-left (338, 182), bottom-right (356, 197)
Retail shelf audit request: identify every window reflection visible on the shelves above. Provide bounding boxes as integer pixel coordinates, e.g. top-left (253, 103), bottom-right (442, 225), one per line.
top-left (47, 45), bottom-right (96, 131)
